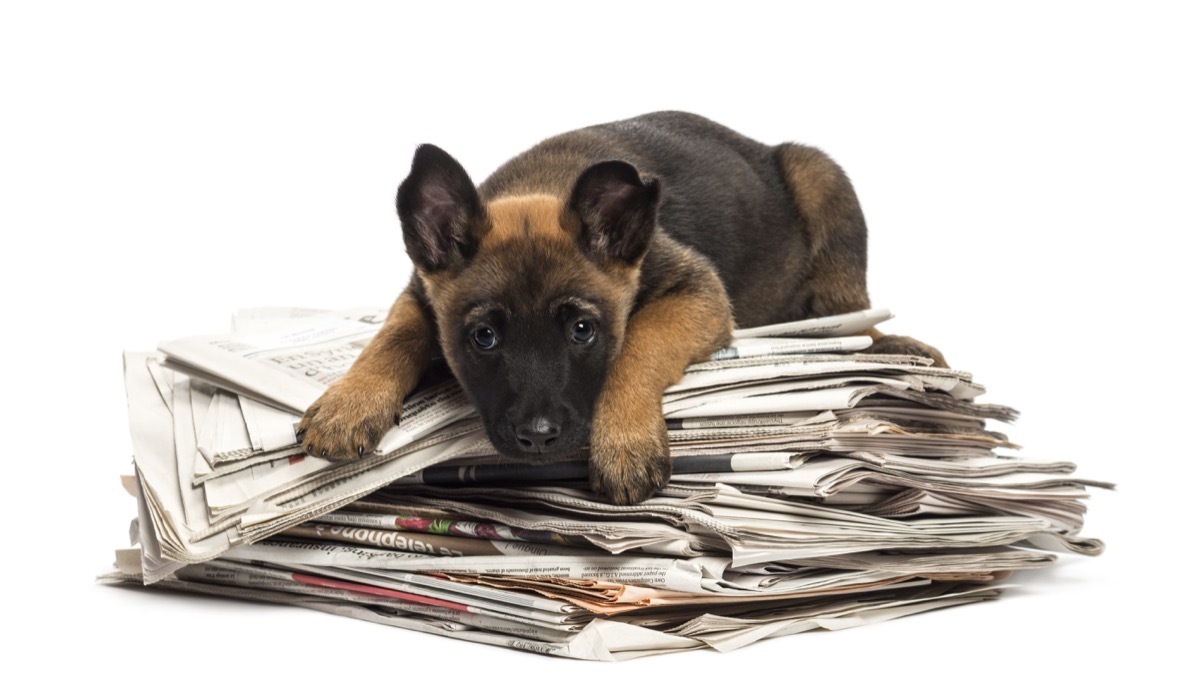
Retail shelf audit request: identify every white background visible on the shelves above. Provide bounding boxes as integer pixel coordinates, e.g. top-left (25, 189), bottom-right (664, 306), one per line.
top-left (3, 1), bottom-right (1195, 686)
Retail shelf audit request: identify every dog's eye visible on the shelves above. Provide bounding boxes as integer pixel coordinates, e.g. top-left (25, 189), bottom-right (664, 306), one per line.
top-left (570, 320), bottom-right (596, 345)
top-left (472, 327), bottom-right (499, 351)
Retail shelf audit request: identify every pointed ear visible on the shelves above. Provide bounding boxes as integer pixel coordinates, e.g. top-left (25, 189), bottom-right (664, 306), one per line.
top-left (396, 144), bottom-right (485, 273)
top-left (567, 160), bottom-right (661, 264)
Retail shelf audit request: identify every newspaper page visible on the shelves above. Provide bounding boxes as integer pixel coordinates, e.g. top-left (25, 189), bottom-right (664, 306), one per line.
top-left (158, 307), bottom-right (387, 414)
top-left (100, 567), bottom-right (1002, 661)
top-left (730, 307), bottom-right (893, 339)
top-left (109, 306), bottom-right (1109, 659)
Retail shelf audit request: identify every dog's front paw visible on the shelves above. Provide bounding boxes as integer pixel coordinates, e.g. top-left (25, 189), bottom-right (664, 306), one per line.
top-left (588, 408), bottom-right (671, 505)
top-left (866, 334), bottom-right (948, 368)
top-left (297, 375), bottom-right (402, 461)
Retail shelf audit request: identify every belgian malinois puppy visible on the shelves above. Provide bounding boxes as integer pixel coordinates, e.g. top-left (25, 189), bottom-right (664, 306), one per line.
top-left (297, 111), bottom-right (944, 504)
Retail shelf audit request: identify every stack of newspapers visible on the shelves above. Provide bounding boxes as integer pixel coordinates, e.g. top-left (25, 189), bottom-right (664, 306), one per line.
top-left (102, 307), bottom-right (1108, 660)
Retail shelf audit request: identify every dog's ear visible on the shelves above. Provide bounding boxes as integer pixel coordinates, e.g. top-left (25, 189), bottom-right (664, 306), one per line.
top-left (396, 144), bottom-right (485, 273)
top-left (567, 160), bottom-right (661, 265)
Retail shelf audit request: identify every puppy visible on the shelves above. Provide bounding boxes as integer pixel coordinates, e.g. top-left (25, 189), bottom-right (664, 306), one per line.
top-left (298, 111), bottom-right (944, 504)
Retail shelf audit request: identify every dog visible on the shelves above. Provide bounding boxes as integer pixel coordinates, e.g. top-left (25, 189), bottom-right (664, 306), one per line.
top-left (297, 111), bottom-right (945, 504)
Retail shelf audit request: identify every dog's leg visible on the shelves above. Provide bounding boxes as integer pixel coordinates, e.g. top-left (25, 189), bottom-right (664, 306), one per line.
top-left (297, 288), bottom-right (436, 460)
top-left (776, 144), bottom-right (947, 366)
top-left (589, 283), bottom-right (733, 505)
top-left (776, 144), bottom-right (871, 319)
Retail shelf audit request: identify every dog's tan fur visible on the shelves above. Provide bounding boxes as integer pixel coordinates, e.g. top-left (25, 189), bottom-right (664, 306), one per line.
top-left (482, 195), bottom-right (566, 245)
top-left (299, 291), bottom-right (436, 459)
top-left (589, 289), bottom-right (733, 504)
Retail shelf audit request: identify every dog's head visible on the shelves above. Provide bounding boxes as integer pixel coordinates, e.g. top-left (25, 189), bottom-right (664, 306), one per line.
top-left (396, 144), bottom-right (660, 459)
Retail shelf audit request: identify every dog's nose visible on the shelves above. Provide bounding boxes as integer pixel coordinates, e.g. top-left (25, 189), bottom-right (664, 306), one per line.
top-left (515, 417), bottom-right (561, 453)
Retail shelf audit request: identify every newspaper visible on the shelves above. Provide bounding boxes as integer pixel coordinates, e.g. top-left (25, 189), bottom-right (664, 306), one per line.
top-left (105, 306), bottom-right (1108, 660)
top-left (158, 307), bottom-right (387, 414)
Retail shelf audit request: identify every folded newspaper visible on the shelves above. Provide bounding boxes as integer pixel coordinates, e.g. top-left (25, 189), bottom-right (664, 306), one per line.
top-left (101, 307), bottom-right (1109, 660)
